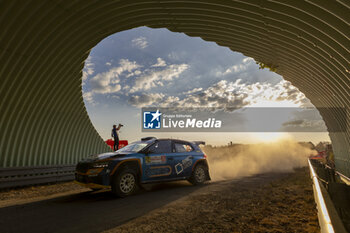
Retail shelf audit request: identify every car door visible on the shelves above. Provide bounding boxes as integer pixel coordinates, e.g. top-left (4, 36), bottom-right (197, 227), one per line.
top-left (170, 141), bottom-right (195, 178)
top-left (143, 140), bottom-right (173, 182)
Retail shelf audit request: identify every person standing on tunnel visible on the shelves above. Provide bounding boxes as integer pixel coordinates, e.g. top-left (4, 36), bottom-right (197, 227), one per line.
top-left (111, 124), bottom-right (123, 151)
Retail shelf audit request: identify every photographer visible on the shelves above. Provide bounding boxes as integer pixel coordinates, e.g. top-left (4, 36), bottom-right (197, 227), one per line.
top-left (111, 124), bottom-right (123, 151)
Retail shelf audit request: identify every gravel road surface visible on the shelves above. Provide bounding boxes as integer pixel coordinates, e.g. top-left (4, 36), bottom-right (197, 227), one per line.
top-left (0, 168), bottom-right (319, 233)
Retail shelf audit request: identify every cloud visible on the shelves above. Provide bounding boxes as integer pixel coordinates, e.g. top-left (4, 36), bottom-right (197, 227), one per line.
top-left (128, 79), bottom-right (248, 109)
top-left (283, 119), bottom-right (305, 126)
top-left (127, 93), bottom-right (165, 107)
top-left (83, 91), bottom-right (95, 104)
top-left (183, 87), bottom-right (203, 95)
top-left (83, 58), bottom-right (189, 105)
top-left (282, 119), bottom-right (327, 132)
top-left (131, 36), bottom-right (148, 49)
top-left (243, 57), bottom-right (254, 63)
top-left (130, 63), bottom-right (189, 93)
top-left (126, 70), bottom-right (141, 78)
top-left (216, 57), bottom-right (255, 77)
top-left (82, 56), bottom-right (95, 82)
top-left (280, 108), bottom-right (327, 132)
top-left (239, 80), bottom-right (310, 107)
top-left (89, 59), bottom-right (140, 94)
top-left (265, 81), bottom-right (309, 106)
top-left (127, 79), bottom-right (310, 111)
top-left (166, 80), bottom-right (250, 110)
top-left (106, 62), bottom-right (111, 66)
top-left (151, 58), bottom-right (166, 67)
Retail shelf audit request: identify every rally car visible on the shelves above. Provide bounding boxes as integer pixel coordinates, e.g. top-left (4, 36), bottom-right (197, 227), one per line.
top-left (75, 137), bottom-right (210, 197)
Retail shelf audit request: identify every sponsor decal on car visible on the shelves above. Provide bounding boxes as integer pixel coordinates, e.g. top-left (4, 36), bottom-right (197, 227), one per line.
top-left (182, 156), bottom-right (193, 169)
top-left (175, 163), bottom-right (184, 174)
top-left (145, 155), bottom-right (166, 164)
top-left (175, 156), bottom-right (193, 174)
top-left (146, 166), bottom-right (172, 177)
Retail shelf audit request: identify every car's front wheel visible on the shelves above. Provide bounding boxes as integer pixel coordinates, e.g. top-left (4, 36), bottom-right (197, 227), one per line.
top-left (189, 164), bottom-right (208, 185)
top-left (111, 168), bottom-right (139, 197)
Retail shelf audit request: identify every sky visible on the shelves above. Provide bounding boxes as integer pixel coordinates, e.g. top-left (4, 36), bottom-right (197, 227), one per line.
top-left (82, 26), bottom-right (330, 146)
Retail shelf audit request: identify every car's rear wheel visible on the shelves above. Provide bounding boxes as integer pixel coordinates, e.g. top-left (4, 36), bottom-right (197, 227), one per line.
top-left (111, 168), bottom-right (138, 197)
top-left (189, 164), bottom-right (208, 185)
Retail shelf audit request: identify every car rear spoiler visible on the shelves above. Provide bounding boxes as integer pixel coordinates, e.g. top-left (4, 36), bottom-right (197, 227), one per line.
top-left (192, 141), bottom-right (205, 146)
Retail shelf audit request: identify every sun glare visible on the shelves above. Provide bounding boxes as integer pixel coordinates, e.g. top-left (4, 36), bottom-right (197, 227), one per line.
top-left (253, 132), bottom-right (291, 142)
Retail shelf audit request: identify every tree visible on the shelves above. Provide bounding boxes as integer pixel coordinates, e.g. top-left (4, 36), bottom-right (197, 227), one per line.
top-left (256, 61), bottom-right (278, 72)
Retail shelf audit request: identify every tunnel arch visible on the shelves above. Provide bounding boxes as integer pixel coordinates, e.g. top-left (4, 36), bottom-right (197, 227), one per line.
top-left (0, 0), bottom-right (349, 176)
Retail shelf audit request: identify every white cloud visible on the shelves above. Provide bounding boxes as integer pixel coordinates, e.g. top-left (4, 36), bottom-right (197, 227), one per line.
top-left (169, 80), bottom-right (250, 109)
top-left (243, 80), bottom-right (309, 107)
top-left (127, 79), bottom-right (309, 110)
top-left (216, 64), bottom-right (249, 76)
top-left (126, 70), bottom-right (141, 78)
top-left (243, 57), bottom-right (254, 63)
top-left (127, 93), bottom-right (165, 107)
top-left (151, 58), bottom-right (166, 67)
top-left (89, 59), bottom-right (140, 94)
top-left (130, 64), bottom-right (189, 93)
top-left (106, 62), bottom-right (112, 66)
top-left (132, 36), bottom-right (148, 49)
top-left (183, 87), bottom-right (203, 95)
top-left (82, 56), bottom-right (95, 82)
top-left (83, 91), bottom-right (95, 104)
top-left (216, 57), bottom-right (255, 77)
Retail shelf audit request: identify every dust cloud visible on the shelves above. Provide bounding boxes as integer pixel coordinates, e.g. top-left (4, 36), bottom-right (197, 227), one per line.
top-left (203, 140), bottom-right (317, 181)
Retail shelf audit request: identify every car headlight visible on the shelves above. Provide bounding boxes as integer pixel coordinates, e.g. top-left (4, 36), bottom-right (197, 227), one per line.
top-left (92, 162), bottom-right (109, 168)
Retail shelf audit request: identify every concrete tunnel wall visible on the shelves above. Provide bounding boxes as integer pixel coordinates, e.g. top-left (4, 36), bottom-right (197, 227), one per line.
top-left (0, 0), bottom-right (349, 176)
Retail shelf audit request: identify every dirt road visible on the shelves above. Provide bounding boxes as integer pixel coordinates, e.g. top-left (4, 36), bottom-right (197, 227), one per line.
top-left (0, 168), bottom-right (319, 233)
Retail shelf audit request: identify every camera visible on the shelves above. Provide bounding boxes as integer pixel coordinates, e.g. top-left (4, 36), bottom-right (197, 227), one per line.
top-left (119, 124), bottom-right (124, 127)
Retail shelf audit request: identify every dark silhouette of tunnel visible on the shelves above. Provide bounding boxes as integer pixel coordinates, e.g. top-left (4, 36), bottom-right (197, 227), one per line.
top-left (0, 0), bottom-right (349, 178)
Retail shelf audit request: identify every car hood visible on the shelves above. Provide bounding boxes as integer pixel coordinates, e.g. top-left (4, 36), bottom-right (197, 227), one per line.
top-left (83, 151), bottom-right (135, 162)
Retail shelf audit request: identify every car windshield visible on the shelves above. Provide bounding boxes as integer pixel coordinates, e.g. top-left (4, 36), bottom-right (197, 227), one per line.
top-left (117, 142), bottom-right (148, 153)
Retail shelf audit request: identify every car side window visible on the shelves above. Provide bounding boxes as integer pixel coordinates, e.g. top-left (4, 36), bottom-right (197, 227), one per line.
top-left (148, 140), bottom-right (172, 153)
top-left (174, 143), bottom-right (193, 152)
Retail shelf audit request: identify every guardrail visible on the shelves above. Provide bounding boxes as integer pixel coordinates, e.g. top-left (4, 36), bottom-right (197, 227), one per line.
top-left (309, 159), bottom-right (335, 233)
top-left (336, 171), bottom-right (350, 186)
top-left (308, 159), bottom-right (348, 233)
top-left (0, 165), bottom-right (76, 189)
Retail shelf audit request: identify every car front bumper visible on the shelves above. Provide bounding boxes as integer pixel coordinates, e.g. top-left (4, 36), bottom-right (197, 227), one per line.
top-left (75, 170), bottom-right (111, 188)
top-left (74, 180), bottom-right (110, 189)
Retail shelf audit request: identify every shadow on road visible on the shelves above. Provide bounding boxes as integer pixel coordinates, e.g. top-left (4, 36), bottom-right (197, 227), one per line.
top-left (0, 181), bottom-right (203, 233)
